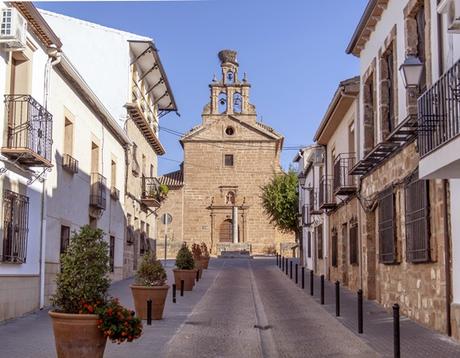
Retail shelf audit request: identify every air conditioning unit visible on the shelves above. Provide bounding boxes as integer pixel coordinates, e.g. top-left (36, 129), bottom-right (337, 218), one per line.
top-left (438, 0), bottom-right (460, 34)
top-left (0, 8), bottom-right (26, 51)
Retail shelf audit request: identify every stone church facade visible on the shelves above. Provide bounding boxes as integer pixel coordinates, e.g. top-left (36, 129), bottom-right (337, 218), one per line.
top-left (157, 50), bottom-right (294, 256)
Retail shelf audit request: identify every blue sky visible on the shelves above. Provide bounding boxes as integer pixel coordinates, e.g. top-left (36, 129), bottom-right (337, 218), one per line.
top-left (36, 0), bottom-right (368, 175)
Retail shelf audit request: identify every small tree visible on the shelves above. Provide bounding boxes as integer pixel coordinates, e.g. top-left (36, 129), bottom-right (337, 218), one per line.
top-left (51, 225), bottom-right (110, 313)
top-left (261, 170), bottom-right (299, 249)
top-left (135, 251), bottom-right (167, 286)
top-left (175, 243), bottom-right (195, 270)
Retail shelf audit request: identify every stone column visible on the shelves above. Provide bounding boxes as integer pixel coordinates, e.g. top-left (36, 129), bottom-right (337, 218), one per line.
top-left (232, 206), bottom-right (238, 243)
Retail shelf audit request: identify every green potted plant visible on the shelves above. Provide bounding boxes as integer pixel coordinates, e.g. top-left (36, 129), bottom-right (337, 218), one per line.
top-left (173, 243), bottom-right (197, 291)
top-left (192, 243), bottom-right (203, 279)
top-left (130, 251), bottom-right (169, 320)
top-left (200, 242), bottom-right (210, 269)
top-left (49, 226), bottom-right (142, 358)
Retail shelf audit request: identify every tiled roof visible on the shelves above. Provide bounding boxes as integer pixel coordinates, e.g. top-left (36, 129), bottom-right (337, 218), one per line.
top-left (159, 169), bottom-right (183, 189)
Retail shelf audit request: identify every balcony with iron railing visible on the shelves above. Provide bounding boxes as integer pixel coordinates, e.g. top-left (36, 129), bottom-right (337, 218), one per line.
top-left (1, 94), bottom-right (53, 167)
top-left (309, 188), bottom-right (323, 215)
top-left (62, 153), bottom-right (78, 174)
top-left (333, 153), bottom-right (357, 196)
top-left (319, 175), bottom-right (336, 210)
top-left (141, 177), bottom-right (163, 207)
top-left (90, 173), bottom-right (107, 210)
top-left (418, 58), bottom-right (460, 158)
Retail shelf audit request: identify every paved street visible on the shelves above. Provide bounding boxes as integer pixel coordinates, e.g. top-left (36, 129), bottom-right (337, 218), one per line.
top-left (0, 258), bottom-right (378, 358)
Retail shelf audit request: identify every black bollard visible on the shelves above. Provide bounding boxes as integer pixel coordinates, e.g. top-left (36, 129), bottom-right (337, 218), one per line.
top-left (290, 261), bottom-right (293, 279)
top-left (335, 281), bottom-right (340, 317)
top-left (301, 267), bottom-right (305, 289)
top-left (196, 269), bottom-right (200, 282)
top-left (393, 304), bottom-right (400, 358)
top-left (172, 284), bottom-right (176, 303)
top-left (147, 299), bottom-right (152, 325)
top-left (180, 279), bottom-right (184, 297)
top-left (295, 263), bottom-right (298, 284)
top-left (358, 289), bottom-right (363, 334)
top-left (310, 270), bottom-right (314, 296)
top-left (282, 256), bottom-right (284, 271)
top-left (320, 275), bottom-right (325, 305)
top-left (285, 258), bottom-right (288, 275)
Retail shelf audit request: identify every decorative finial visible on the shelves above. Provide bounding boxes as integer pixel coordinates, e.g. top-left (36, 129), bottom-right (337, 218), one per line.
top-left (218, 49), bottom-right (238, 65)
top-left (212, 74), bottom-right (217, 82)
top-left (242, 72), bottom-right (248, 82)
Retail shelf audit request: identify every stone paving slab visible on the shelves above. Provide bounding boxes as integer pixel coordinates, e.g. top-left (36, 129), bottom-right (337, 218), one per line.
top-left (281, 257), bottom-right (460, 358)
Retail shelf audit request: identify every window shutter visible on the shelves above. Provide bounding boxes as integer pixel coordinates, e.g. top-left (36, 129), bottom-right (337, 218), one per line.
top-left (307, 231), bottom-right (311, 258)
top-left (317, 225), bottom-right (323, 259)
top-left (378, 187), bottom-right (396, 264)
top-left (331, 228), bottom-right (338, 267)
top-left (405, 174), bottom-right (430, 263)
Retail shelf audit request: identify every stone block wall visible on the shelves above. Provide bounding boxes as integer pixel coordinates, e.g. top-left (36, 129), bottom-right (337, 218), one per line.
top-left (328, 197), bottom-right (360, 292)
top-left (360, 142), bottom-right (448, 333)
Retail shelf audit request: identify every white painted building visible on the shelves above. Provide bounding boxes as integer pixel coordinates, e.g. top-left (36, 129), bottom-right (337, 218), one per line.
top-left (39, 9), bottom-right (177, 278)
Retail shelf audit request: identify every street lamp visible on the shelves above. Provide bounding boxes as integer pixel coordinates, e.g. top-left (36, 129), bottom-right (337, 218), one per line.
top-left (399, 55), bottom-right (424, 89)
top-left (298, 172), bottom-right (307, 188)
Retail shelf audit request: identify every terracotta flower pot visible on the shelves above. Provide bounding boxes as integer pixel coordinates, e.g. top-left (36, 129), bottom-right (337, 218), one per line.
top-left (49, 311), bottom-right (107, 358)
top-left (173, 269), bottom-right (197, 291)
top-left (130, 285), bottom-right (169, 320)
top-left (201, 257), bottom-right (210, 269)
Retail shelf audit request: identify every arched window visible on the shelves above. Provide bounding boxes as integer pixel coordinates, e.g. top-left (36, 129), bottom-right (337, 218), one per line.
top-left (218, 92), bottom-right (227, 114)
top-left (226, 191), bottom-right (235, 205)
top-left (233, 92), bottom-right (242, 113)
top-left (226, 71), bottom-right (235, 84)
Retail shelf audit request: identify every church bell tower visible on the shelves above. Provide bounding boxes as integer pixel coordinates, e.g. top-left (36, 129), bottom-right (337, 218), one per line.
top-left (208, 50), bottom-right (254, 118)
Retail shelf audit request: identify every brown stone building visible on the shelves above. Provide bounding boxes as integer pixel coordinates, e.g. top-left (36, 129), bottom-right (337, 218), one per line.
top-left (157, 50), bottom-right (294, 256)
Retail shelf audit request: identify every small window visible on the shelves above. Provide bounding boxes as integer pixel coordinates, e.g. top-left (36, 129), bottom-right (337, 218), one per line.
top-left (224, 154), bottom-right (234, 167)
top-left (317, 225), bottom-right (323, 259)
top-left (331, 228), bottom-right (338, 267)
top-left (378, 187), bottom-right (396, 264)
top-left (225, 126), bottom-right (235, 136)
top-left (109, 236), bottom-right (115, 273)
top-left (60, 225), bottom-right (70, 255)
top-left (349, 223), bottom-right (359, 265)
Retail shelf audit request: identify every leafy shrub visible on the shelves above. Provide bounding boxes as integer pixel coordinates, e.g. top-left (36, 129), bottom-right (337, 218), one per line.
top-left (200, 242), bottom-right (210, 258)
top-left (51, 225), bottom-right (110, 313)
top-left (134, 251), bottom-right (167, 286)
top-left (191, 243), bottom-right (202, 261)
top-left (175, 243), bottom-right (195, 270)
top-left (81, 298), bottom-right (142, 344)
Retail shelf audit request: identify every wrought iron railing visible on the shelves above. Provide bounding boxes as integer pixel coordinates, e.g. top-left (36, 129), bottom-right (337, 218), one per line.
top-left (90, 173), bottom-right (107, 210)
top-left (333, 153), bottom-right (357, 195)
top-left (4, 94), bottom-right (53, 163)
top-left (142, 177), bottom-right (161, 200)
top-left (418, 58), bottom-right (460, 157)
top-left (319, 175), bottom-right (336, 209)
top-left (62, 153), bottom-right (78, 174)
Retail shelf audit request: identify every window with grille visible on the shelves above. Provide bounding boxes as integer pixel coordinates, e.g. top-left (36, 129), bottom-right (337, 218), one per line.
top-left (349, 223), bottom-right (359, 265)
top-left (331, 228), bottom-right (338, 267)
top-left (109, 236), bottom-right (115, 272)
top-left (307, 231), bottom-right (311, 258)
top-left (317, 225), bottom-right (323, 259)
top-left (405, 174), bottom-right (430, 263)
top-left (60, 225), bottom-right (70, 254)
top-left (378, 187), bottom-right (396, 264)
top-left (224, 154), bottom-right (234, 167)
top-left (2, 190), bottom-right (29, 263)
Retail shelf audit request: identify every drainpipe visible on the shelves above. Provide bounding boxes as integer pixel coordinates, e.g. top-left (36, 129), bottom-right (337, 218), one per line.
top-left (443, 179), bottom-right (452, 336)
top-left (39, 47), bottom-right (61, 309)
